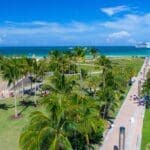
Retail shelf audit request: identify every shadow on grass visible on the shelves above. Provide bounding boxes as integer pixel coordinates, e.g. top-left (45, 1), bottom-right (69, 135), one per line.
top-left (18, 100), bottom-right (36, 116)
top-left (0, 103), bottom-right (14, 110)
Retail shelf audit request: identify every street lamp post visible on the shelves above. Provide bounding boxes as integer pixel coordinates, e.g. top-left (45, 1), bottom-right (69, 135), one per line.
top-left (119, 127), bottom-right (125, 150)
top-left (143, 67), bottom-right (145, 80)
top-left (138, 80), bottom-right (141, 97)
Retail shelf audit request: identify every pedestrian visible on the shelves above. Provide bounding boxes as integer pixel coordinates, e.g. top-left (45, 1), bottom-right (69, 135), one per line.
top-left (111, 123), bottom-right (114, 129)
top-left (130, 95), bottom-right (132, 101)
top-left (130, 116), bottom-right (135, 127)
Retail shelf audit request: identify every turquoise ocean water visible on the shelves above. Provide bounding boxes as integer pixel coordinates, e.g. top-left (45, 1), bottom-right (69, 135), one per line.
top-left (0, 46), bottom-right (150, 57)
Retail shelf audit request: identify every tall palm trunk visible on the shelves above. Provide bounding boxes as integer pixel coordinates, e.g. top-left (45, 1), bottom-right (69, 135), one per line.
top-left (73, 130), bottom-right (78, 150)
top-left (102, 104), bottom-right (107, 119)
top-left (31, 78), bottom-right (33, 90)
top-left (59, 94), bottom-right (62, 106)
top-left (102, 68), bottom-right (107, 119)
top-left (85, 134), bottom-right (90, 147)
top-left (80, 69), bottom-right (83, 94)
top-left (14, 82), bottom-right (18, 118)
top-left (34, 79), bottom-right (37, 105)
top-left (21, 76), bottom-right (24, 101)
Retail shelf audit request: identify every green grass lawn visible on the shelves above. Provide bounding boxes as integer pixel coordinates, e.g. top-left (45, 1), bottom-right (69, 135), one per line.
top-left (77, 65), bottom-right (99, 72)
top-left (111, 57), bottom-right (144, 71)
top-left (141, 109), bottom-right (150, 150)
top-left (0, 98), bottom-right (44, 150)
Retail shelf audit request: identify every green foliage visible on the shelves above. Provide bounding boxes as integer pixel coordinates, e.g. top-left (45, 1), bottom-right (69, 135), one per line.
top-left (142, 70), bottom-right (150, 109)
top-left (0, 51), bottom-right (144, 149)
top-left (73, 47), bottom-right (86, 59)
top-left (51, 71), bottom-right (74, 94)
top-left (80, 68), bottom-right (88, 79)
top-left (19, 93), bottom-right (105, 150)
top-left (1, 57), bottom-right (20, 86)
top-left (89, 47), bottom-right (98, 59)
top-left (48, 51), bottom-right (77, 74)
top-left (141, 110), bottom-right (150, 150)
top-left (89, 119), bottom-right (105, 144)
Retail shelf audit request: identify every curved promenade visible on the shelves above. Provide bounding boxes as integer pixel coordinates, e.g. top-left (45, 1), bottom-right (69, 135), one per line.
top-left (101, 58), bottom-right (149, 150)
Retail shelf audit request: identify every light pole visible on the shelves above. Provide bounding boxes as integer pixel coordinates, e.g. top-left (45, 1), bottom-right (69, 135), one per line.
top-left (119, 127), bottom-right (125, 150)
top-left (138, 80), bottom-right (141, 97)
top-left (143, 67), bottom-right (145, 80)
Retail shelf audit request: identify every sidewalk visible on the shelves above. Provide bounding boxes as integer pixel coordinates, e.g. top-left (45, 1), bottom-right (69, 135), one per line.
top-left (100, 58), bottom-right (149, 150)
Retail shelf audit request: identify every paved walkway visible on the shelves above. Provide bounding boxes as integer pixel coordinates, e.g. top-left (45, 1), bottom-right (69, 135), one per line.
top-left (0, 80), bottom-right (9, 99)
top-left (101, 58), bottom-right (149, 150)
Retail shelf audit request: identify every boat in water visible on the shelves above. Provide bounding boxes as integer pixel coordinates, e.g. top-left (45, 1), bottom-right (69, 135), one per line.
top-left (135, 42), bottom-right (150, 48)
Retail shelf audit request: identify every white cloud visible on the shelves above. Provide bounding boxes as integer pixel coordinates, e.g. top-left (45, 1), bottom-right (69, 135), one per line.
top-left (103, 13), bottom-right (150, 43)
top-left (101, 5), bottom-right (130, 16)
top-left (0, 13), bottom-right (150, 46)
top-left (0, 21), bottom-right (102, 46)
top-left (107, 31), bottom-right (131, 43)
top-left (107, 31), bottom-right (130, 40)
top-left (102, 13), bottom-right (150, 44)
top-left (0, 21), bottom-right (96, 35)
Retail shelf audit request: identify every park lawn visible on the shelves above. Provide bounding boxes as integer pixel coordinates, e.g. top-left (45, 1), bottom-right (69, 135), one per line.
top-left (111, 57), bottom-right (144, 71)
top-left (141, 109), bottom-right (150, 150)
top-left (0, 97), bottom-right (44, 150)
top-left (111, 57), bottom-right (144, 117)
top-left (77, 64), bottom-right (99, 72)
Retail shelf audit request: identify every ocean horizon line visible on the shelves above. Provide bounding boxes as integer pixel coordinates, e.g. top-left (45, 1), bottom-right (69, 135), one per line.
top-left (0, 45), bottom-right (135, 48)
top-left (0, 46), bottom-right (150, 57)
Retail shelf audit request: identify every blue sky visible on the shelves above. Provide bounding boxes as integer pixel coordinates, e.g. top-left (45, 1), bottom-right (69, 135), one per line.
top-left (0, 0), bottom-right (150, 46)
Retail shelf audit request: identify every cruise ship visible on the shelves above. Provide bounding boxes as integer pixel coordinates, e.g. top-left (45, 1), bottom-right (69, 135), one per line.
top-left (135, 42), bottom-right (150, 48)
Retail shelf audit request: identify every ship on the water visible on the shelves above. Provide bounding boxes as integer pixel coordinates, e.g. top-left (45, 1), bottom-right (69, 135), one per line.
top-left (135, 42), bottom-right (150, 48)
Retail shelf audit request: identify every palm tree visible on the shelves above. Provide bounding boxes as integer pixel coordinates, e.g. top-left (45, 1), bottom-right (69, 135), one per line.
top-left (96, 55), bottom-right (112, 88)
top-left (77, 99), bottom-right (99, 146)
top-left (17, 57), bottom-right (29, 100)
top-left (73, 47), bottom-right (86, 61)
top-left (20, 112), bottom-right (72, 150)
top-left (19, 94), bottom-right (73, 150)
top-left (49, 50), bottom-right (62, 60)
top-left (26, 58), bottom-right (36, 90)
top-left (67, 93), bottom-right (103, 149)
top-left (50, 71), bottom-right (74, 94)
top-left (98, 86), bottom-right (119, 119)
top-left (37, 58), bottom-right (48, 79)
top-left (86, 75), bottom-right (99, 98)
top-left (95, 56), bottom-right (119, 119)
top-left (90, 47), bottom-right (98, 59)
top-left (1, 57), bottom-right (20, 118)
top-left (19, 49), bottom-right (108, 149)
top-left (48, 50), bottom-right (78, 75)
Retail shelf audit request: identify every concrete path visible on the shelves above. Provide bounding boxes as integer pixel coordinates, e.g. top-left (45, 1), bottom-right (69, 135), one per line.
top-left (100, 58), bottom-right (149, 150)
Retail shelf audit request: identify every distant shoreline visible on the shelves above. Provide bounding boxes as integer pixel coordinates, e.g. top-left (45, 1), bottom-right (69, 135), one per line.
top-left (1, 55), bottom-right (146, 61)
top-left (0, 46), bottom-right (150, 57)
top-left (1, 54), bottom-right (147, 59)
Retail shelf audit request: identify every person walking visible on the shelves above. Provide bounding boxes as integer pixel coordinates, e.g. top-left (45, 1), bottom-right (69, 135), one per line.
top-left (130, 116), bottom-right (135, 127)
